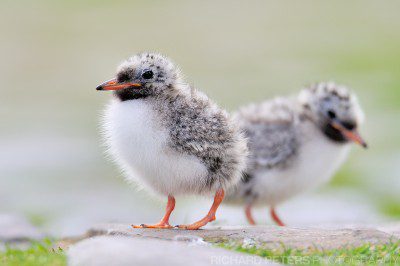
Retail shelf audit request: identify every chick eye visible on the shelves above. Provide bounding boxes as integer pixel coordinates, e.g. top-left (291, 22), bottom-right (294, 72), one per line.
top-left (327, 110), bottom-right (336, 119)
top-left (141, 70), bottom-right (154, 80)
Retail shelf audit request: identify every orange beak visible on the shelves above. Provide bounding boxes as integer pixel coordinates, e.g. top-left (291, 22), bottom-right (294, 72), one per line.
top-left (96, 78), bottom-right (141, 91)
top-left (331, 121), bottom-right (368, 148)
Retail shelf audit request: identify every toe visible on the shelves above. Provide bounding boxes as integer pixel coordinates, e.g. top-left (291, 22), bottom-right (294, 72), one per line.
top-left (133, 223), bottom-right (172, 229)
top-left (176, 224), bottom-right (200, 230)
top-left (131, 224), bottom-right (144, 229)
top-left (175, 225), bottom-right (186, 229)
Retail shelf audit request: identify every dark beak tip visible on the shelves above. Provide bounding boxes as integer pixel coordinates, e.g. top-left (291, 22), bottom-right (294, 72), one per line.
top-left (96, 86), bottom-right (103, 91)
top-left (362, 143), bottom-right (368, 149)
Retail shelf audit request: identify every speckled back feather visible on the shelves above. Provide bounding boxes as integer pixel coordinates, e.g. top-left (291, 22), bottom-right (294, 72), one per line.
top-left (235, 97), bottom-right (299, 171)
top-left (154, 85), bottom-right (248, 192)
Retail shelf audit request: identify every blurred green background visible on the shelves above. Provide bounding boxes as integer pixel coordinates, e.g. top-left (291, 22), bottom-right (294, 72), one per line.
top-left (1, 0), bottom-right (399, 235)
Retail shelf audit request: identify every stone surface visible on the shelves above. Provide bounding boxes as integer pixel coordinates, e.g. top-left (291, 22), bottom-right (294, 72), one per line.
top-left (85, 223), bottom-right (400, 251)
top-left (68, 235), bottom-right (279, 266)
top-left (378, 223), bottom-right (400, 238)
top-left (0, 214), bottom-right (44, 242)
top-left (0, 213), bottom-right (45, 251)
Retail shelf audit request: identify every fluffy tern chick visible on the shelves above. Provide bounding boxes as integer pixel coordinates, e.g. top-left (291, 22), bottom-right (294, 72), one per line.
top-left (225, 82), bottom-right (367, 226)
top-left (97, 53), bottom-right (247, 230)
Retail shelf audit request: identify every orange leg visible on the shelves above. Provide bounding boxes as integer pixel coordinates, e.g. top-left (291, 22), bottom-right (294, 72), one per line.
top-left (270, 206), bottom-right (285, 226)
top-left (176, 188), bottom-right (225, 230)
top-left (132, 195), bottom-right (175, 229)
top-left (245, 204), bottom-right (256, 225)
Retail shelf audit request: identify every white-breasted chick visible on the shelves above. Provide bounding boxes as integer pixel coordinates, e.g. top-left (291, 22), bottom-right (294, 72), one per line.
top-left (97, 53), bottom-right (247, 230)
top-left (225, 82), bottom-right (367, 226)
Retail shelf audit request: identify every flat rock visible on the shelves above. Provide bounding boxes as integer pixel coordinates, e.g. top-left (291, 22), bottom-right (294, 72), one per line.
top-left (0, 213), bottom-right (45, 251)
top-left (0, 214), bottom-right (44, 243)
top-left (68, 235), bottom-right (279, 266)
top-left (85, 223), bottom-right (399, 251)
top-left (378, 223), bottom-right (400, 238)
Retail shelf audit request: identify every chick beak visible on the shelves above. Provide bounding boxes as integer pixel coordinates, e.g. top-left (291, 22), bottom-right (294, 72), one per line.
top-left (331, 120), bottom-right (368, 149)
top-left (96, 78), bottom-right (141, 91)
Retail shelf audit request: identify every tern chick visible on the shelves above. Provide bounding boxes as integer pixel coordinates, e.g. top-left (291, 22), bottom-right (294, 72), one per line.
top-left (97, 53), bottom-right (247, 230)
top-left (225, 82), bottom-right (367, 226)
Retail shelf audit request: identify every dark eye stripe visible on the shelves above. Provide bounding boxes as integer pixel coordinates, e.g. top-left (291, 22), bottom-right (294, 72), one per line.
top-left (327, 110), bottom-right (336, 119)
top-left (117, 71), bottom-right (130, 82)
top-left (341, 121), bottom-right (356, 130)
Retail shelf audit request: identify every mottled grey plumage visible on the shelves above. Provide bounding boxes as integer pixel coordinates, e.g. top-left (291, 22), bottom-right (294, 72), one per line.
top-left (152, 86), bottom-right (247, 191)
top-left (236, 97), bottom-right (299, 171)
top-left (225, 82), bottom-right (366, 225)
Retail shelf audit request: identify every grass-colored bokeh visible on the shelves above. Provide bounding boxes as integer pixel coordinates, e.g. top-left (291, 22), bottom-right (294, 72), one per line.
top-left (219, 241), bottom-right (400, 266)
top-left (0, 240), bottom-right (65, 266)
